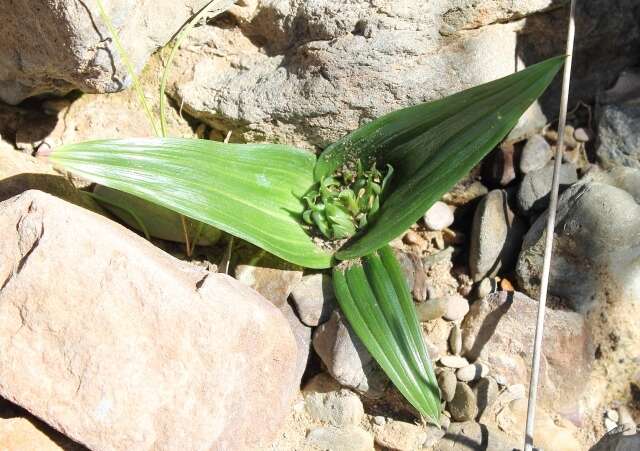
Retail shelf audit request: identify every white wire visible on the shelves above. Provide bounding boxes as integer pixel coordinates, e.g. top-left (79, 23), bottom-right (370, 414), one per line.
top-left (524, 1), bottom-right (577, 449)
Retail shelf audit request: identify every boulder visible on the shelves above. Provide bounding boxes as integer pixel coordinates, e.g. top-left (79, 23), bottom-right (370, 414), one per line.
top-left (0, 0), bottom-right (234, 104)
top-left (168, 1), bottom-right (554, 149)
top-left (516, 179), bottom-right (640, 412)
top-left (461, 291), bottom-right (592, 418)
top-left (0, 190), bottom-right (298, 450)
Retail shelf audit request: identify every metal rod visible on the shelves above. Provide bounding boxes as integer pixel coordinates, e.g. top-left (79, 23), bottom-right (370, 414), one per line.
top-left (524, 1), bottom-right (577, 449)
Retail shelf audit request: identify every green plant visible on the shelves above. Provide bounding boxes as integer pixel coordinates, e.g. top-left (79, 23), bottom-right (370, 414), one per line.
top-left (54, 0), bottom-right (564, 426)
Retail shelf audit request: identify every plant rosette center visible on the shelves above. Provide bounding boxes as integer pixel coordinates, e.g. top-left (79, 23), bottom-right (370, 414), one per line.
top-left (302, 161), bottom-right (393, 241)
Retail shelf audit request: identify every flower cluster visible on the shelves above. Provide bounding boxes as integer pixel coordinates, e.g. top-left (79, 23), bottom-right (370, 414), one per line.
top-left (302, 161), bottom-right (393, 240)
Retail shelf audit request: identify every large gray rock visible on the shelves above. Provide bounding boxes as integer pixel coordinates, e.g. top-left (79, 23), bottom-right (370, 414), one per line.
top-left (0, 190), bottom-right (298, 450)
top-left (516, 181), bottom-right (640, 312)
top-left (0, 0), bottom-right (234, 104)
top-left (516, 179), bottom-right (640, 414)
top-left (596, 101), bottom-right (640, 169)
top-left (168, 0), bottom-right (554, 149)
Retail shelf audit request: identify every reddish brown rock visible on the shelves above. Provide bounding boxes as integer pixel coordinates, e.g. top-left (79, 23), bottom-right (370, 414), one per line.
top-left (0, 190), bottom-right (297, 450)
top-left (461, 291), bottom-right (593, 419)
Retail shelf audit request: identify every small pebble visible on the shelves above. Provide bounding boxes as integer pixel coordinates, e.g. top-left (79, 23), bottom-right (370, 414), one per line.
top-left (423, 201), bottom-right (455, 231)
top-left (606, 409), bottom-right (620, 423)
top-left (494, 374), bottom-right (508, 386)
top-left (423, 424), bottom-right (446, 448)
top-left (442, 295), bottom-right (470, 321)
top-left (456, 363), bottom-right (489, 382)
top-left (500, 278), bottom-right (514, 292)
top-left (403, 230), bottom-right (421, 245)
top-left (574, 127), bottom-right (590, 143)
top-left (416, 299), bottom-right (447, 321)
top-left (437, 370), bottom-right (457, 402)
top-left (519, 134), bottom-right (552, 173)
top-left (448, 382), bottom-right (478, 422)
top-left (604, 417), bottom-right (618, 432)
top-left (440, 355), bottom-right (469, 369)
top-left (372, 415), bottom-right (386, 426)
top-left (545, 128), bottom-right (559, 142)
top-left (476, 278), bottom-right (494, 300)
top-left (440, 415), bottom-right (451, 431)
top-left (449, 324), bottom-right (462, 355)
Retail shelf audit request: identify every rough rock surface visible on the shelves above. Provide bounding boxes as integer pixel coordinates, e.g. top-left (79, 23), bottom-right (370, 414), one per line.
top-left (516, 179), bottom-right (640, 411)
top-left (517, 180), bottom-right (640, 312)
top-left (281, 302), bottom-right (312, 388)
top-left (461, 291), bottom-right (592, 418)
top-left (0, 190), bottom-right (298, 451)
top-left (169, 0), bottom-right (555, 149)
top-left (438, 421), bottom-right (518, 451)
top-left (0, 0), bottom-right (234, 104)
top-left (596, 100), bottom-right (640, 169)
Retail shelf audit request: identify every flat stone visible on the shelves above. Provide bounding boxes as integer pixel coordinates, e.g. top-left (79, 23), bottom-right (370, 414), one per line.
top-left (516, 162), bottom-right (578, 215)
top-left (0, 190), bottom-right (297, 450)
top-left (304, 389), bottom-right (364, 427)
top-left (456, 363), bottom-right (489, 382)
top-left (235, 253), bottom-right (303, 308)
top-left (305, 425), bottom-right (373, 451)
top-left (290, 272), bottom-right (336, 326)
top-left (574, 127), bottom-right (590, 142)
top-left (440, 356), bottom-right (469, 369)
top-left (423, 201), bottom-right (455, 231)
top-left (519, 134), bottom-right (552, 173)
top-left (312, 310), bottom-right (387, 396)
top-left (417, 298), bottom-right (447, 321)
top-left (448, 382), bottom-right (478, 422)
top-left (374, 420), bottom-right (427, 451)
top-left (442, 295), bottom-right (470, 321)
top-left (469, 189), bottom-right (526, 281)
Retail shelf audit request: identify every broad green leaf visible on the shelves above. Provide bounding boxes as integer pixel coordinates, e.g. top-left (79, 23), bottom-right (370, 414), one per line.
top-left (92, 185), bottom-right (222, 246)
top-left (315, 56), bottom-right (565, 260)
top-left (332, 245), bottom-right (441, 423)
top-left (50, 138), bottom-right (333, 268)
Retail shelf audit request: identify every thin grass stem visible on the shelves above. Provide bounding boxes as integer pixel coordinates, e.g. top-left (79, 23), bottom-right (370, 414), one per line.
top-left (95, 0), bottom-right (158, 136)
